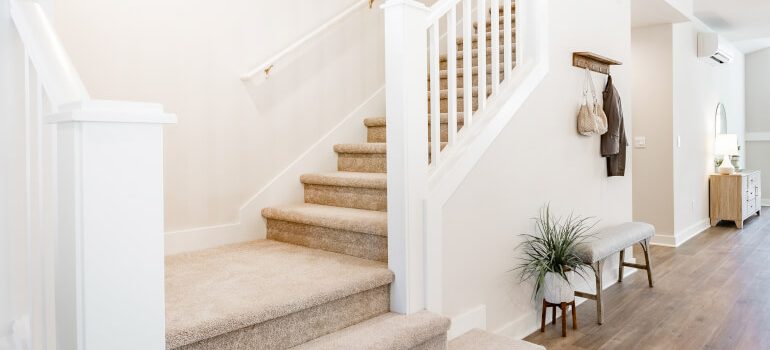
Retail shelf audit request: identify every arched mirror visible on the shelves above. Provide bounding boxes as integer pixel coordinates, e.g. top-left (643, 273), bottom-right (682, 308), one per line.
top-left (715, 103), bottom-right (728, 135)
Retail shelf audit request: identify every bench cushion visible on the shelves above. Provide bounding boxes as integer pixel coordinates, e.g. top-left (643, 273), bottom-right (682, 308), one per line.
top-left (575, 222), bottom-right (655, 263)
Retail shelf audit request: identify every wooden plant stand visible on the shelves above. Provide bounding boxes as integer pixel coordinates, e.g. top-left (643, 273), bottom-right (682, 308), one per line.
top-left (540, 299), bottom-right (577, 337)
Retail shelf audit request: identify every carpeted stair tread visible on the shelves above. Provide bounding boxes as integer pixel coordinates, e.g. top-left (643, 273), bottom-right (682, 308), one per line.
top-left (165, 240), bottom-right (393, 349)
top-left (439, 63), bottom-right (508, 79)
top-left (301, 171), bottom-right (387, 189)
top-left (456, 29), bottom-right (512, 45)
top-left (429, 85), bottom-right (492, 99)
top-left (334, 142), bottom-right (387, 154)
top-left (473, 17), bottom-right (516, 29)
top-left (449, 329), bottom-right (545, 350)
top-left (262, 203), bottom-right (387, 237)
top-left (440, 48), bottom-right (505, 61)
top-left (291, 311), bottom-right (451, 350)
top-left (364, 114), bottom-right (465, 127)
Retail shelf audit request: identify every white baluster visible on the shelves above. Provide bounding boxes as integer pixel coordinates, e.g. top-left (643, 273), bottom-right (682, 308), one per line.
top-left (504, 0), bottom-right (512, 75)
top-left (490, 0), bottom-right (500, 92)
top-left (429, 22), bottom-right (441, 165)
top-left (462, 0), bottom-right (473, 127)
top-left (476, 0), bottom-right (487, 111)
top-left (447, 7), bottom-right (457, 145)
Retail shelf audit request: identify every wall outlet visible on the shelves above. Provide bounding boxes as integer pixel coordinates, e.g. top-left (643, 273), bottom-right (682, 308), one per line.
top-left (634, 136), bottom-right (646, 149)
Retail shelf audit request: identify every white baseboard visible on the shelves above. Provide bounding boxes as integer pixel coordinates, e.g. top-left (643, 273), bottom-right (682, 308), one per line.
top-left (164, 86), bottom-right (385, 255)
top-left (650, 232), bottom-right (676, 247)
top-left (675, 218), bottom-right (710, 246)
top-left (763, 199), bottom-right (770, 207)
top-left (650, 218), bottom-right (710, 248)
top-left (448, 305), bottom-right (487, 340)
top-left (453, 256), bottom-right (638, 341)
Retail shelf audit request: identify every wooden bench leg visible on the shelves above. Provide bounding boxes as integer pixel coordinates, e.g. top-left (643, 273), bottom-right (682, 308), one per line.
top-left (641, 239), bottom-right (654, 288)
top-left (618, 249), bottom-right (625, 283)
top-left (594, 261), bottom-right (603, 325)
top-left (541, 299), bottom-right (547, 332)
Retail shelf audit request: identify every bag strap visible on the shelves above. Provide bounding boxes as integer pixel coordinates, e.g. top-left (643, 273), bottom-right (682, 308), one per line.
top-left (585, 68), bottom-right (599, 105)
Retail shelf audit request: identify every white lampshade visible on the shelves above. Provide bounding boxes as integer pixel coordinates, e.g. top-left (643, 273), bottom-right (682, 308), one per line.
top-left (715, 134), bottom-right (738, 156)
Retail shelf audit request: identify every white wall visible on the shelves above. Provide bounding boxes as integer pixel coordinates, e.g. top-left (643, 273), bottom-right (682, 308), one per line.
top-left (631, 17), bottom-right (745, 246)
top-left (671, 22), bottom-right (744, 239)
top-left (631, 24), bottom-right (675, 237)
top-left (745, 48), bottom-right (770, 205)
top-left (441, 0), bottom-right (633, 338)
top-left (0, 0), bottom-right (29, 347)
top-left (53, 0), bottom-right (385, 233)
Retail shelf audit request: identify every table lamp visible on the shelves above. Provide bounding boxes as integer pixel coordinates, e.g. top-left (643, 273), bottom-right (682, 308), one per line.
top-left (715, 134), bottom-right (738, 175)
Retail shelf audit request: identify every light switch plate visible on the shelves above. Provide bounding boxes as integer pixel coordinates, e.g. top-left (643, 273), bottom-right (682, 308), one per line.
top-left (634, 136), bottom-right (646, 149)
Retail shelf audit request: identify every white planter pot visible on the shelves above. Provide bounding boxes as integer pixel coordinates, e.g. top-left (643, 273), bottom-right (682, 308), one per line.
top-left (543, 271), bottom-right (575, 304)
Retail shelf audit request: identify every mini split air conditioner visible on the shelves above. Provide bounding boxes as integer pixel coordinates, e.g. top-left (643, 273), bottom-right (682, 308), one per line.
top-left (698, 33), bottom-right (734, 64)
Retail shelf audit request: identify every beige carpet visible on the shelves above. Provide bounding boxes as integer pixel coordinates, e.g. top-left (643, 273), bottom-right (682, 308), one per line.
top-left (450, 329), bottom-right (546, 350)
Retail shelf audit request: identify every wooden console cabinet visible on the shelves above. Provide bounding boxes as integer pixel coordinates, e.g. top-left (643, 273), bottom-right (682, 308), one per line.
top-left (709, 171), bottom-right (762, 228)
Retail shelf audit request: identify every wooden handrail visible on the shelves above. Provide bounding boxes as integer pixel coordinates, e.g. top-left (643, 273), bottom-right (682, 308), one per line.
top-left (241, 0), bottom-right (376, 81)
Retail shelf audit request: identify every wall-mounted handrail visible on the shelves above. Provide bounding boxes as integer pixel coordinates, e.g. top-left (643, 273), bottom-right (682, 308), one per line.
top-left (241, 0), bottom-right (376, 81)
top-left (10, 0), bottom-right (89, 107)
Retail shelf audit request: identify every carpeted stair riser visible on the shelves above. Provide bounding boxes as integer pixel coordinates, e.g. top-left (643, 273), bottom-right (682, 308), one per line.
top-left (289, 311), bottom-right (451, 350)
top-left (429, 85), bottom-right (491, 100)
top-left (474, 18), bottom-right (516, 31)
top-left (337, 153), bottom-right (386, 173)
top-left (176, 286), bottom-right (390, 350)
top-left (367, 121), bottom-right (465, 143)
top-left (436, 65), bottom-right (509, 90)
top-left (266, 219), bottom-right (387, 262)
top-left (439, 52), bottom-right (509, 70)
top-left (335, 144), bottom-right (387, 173)
top-left (429, 94), bottom-right (479, 113)
top-left (438, 71), bottom-right (496, 90)
top-left (455, 29), bottom-right (511, 46)
top-left (412, 335), bottom-right (449, 350)
top-left (304, 183), bottom-right (386, 211)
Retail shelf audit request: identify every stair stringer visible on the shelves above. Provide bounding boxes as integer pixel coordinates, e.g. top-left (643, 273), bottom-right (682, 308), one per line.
top-left (421, 0), bottom-right (549, 331)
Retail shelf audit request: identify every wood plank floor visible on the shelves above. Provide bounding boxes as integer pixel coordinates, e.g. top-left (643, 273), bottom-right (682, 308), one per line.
top-left (524, 211), bottom-right (770, 350)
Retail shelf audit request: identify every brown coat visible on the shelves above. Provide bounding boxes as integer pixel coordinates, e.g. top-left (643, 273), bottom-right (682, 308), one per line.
top-left (601, 76), bottom-right (627, 177)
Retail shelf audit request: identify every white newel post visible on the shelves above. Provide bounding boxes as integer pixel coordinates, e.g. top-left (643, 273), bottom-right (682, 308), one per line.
top-left (382, 0), bottom-right (429, 314)
top-left (50, 101), bottom-right (175, 350)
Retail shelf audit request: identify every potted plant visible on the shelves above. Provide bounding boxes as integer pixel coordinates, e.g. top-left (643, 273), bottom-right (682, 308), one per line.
top-left (516, 205), bottom-right (594, 304)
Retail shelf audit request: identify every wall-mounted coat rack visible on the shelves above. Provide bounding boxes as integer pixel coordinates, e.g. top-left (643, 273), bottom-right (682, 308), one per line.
top-left (573, 52), bottom-right (622, 75)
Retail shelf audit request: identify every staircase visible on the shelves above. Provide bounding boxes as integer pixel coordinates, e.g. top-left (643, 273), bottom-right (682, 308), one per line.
top-left (163, 4), bottom-right (548, 350)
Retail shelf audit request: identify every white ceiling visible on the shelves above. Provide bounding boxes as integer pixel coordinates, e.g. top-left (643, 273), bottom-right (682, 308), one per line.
top-left (694, 0), bottom-right (770, 53)
top-left (631, 0), bottom-right (689, 28)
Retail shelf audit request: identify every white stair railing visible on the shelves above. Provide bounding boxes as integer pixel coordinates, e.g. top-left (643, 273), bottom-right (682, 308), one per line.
top-left (383, 0), bottom-right (548, 313)
top-left (10, 1), bottom-right (175, 348)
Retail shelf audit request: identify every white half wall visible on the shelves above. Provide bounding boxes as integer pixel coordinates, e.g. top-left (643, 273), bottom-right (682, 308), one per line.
top-left (440, 0), bottom-right (633, 338)
top-left (0, 0), bottom-right (31, 347)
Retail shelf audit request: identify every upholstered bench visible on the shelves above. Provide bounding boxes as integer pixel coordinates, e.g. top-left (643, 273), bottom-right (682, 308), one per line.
top-left (574, 222), bottom-right (655, 325)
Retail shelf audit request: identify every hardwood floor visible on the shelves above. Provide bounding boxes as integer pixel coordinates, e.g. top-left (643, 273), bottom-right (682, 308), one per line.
top-left (524, 210), bottom-right (770, 350)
